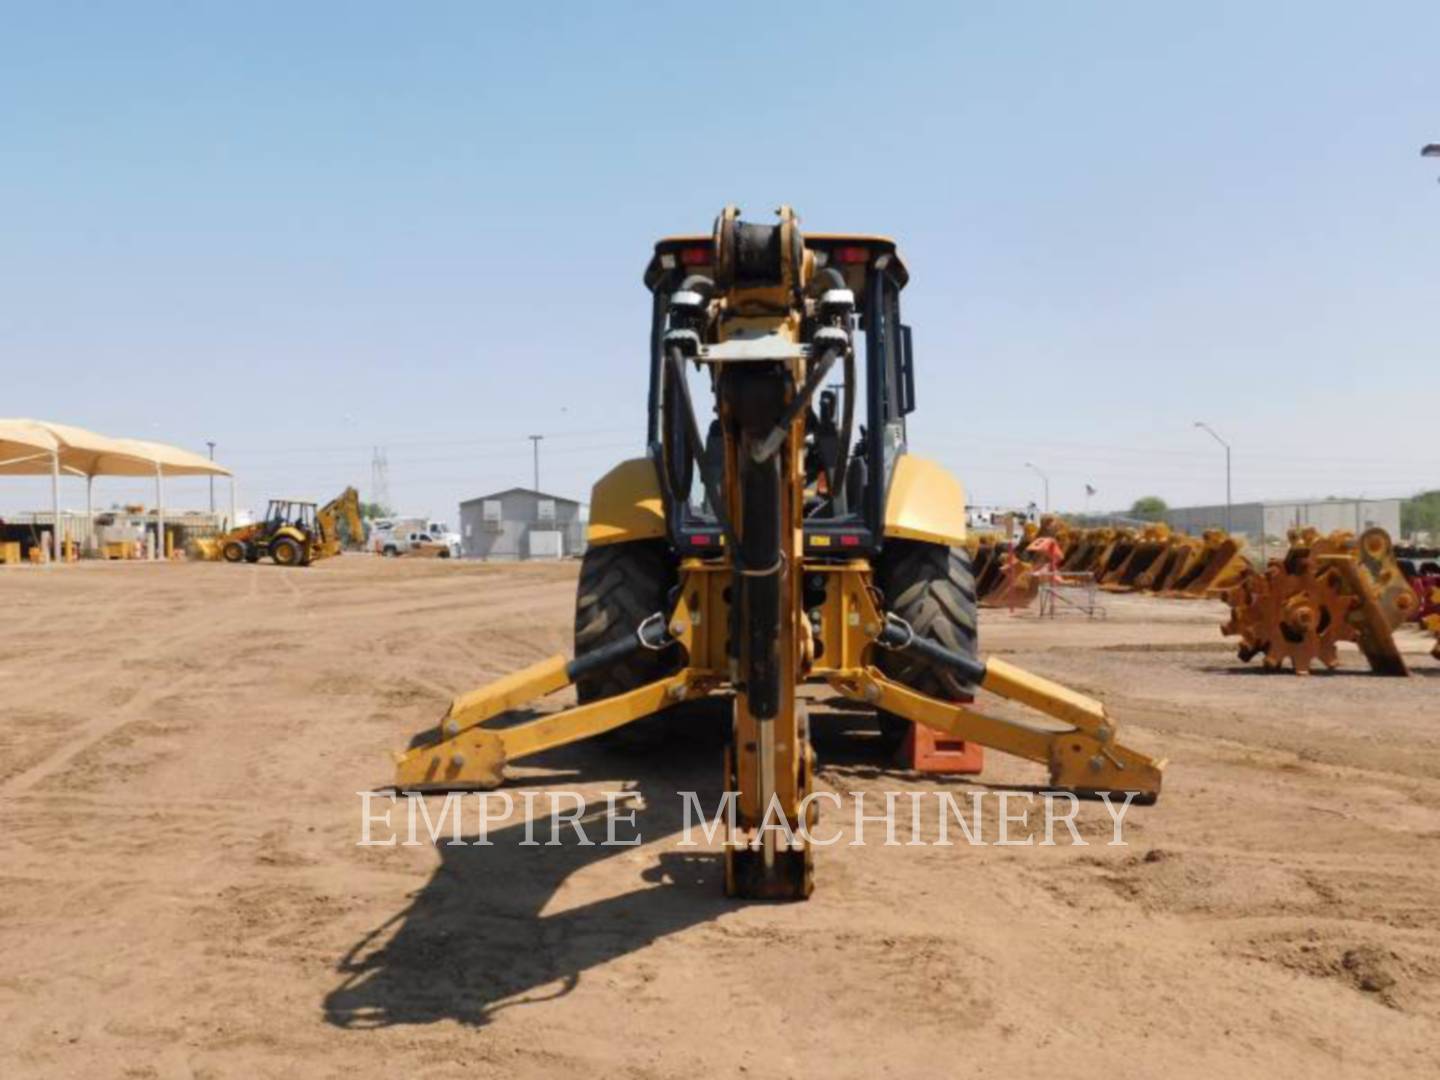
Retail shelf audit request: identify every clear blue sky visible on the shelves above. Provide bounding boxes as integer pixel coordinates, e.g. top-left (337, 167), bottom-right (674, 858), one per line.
top-left (3, 1), bottom-right (1438, 518)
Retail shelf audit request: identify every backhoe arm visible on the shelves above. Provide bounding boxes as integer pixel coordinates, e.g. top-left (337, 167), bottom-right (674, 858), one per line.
top-left (316, 486), bottom-right (364, 555)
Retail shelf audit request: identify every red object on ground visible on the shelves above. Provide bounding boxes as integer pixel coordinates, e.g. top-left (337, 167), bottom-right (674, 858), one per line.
top-left (1025, 536), bottom-right (1065, 572)
top-left (1411, 575), bottom-right (1440, 621)
top-left (902, 723), bottom-right (984, 774)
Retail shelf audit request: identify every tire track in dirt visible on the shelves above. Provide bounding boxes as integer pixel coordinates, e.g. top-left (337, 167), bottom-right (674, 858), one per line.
top-left (0, 563), bottom-right (326, 795)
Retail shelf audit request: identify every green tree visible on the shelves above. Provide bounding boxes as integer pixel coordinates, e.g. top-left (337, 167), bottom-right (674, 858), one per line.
top-left (359, 501), bottom-right (393, 520)
top-left (1401, 490), bottom-right (1440, 540)
top-left (1130, 495), bottom-right (1168, 522)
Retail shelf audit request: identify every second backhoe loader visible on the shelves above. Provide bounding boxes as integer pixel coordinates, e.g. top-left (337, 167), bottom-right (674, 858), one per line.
top-left (219, 486), bottom-right (363, 566)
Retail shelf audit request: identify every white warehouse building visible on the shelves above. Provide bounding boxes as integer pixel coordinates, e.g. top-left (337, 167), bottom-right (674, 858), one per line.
top-left (1164, 497), bottom-right (1402, 543)
top-left (458, 487), bottom-right (586, 560)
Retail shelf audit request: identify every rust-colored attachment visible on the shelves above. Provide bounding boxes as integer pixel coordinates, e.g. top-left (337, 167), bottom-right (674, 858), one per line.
top-left (972, 537), bottom-right (1040, 609)
top-left (1219, 527), bottom-right (1418, 676)
top-left (1427, 594), bottom-right (1440, 661)
top-left (1097, 524), bottom-right (1174, 592)
top-left (971, 520), bottom-right (1252, 608)
top-left (1168, 530), bottom-right (1251, 597)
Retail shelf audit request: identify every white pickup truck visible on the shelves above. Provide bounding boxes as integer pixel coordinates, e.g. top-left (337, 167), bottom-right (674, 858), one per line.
top-left (371, 519), bottom-right (462, 558)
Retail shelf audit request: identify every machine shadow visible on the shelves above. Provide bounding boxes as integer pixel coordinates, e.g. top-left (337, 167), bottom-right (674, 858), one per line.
top-left (1200, 664), bottom-right (1418, 677)
top-left (324, 724), bottom-right (739, 1030)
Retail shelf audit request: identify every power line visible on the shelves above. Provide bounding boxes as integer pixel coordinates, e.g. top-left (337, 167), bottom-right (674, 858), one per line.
top-left (219, 426), bottom-right (636, 458)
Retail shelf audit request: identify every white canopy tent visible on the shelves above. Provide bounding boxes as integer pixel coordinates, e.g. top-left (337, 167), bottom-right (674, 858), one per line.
top-left (0, 418), bottom-right (233, 562)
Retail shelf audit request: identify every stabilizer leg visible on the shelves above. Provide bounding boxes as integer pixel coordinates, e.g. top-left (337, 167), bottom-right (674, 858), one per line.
top-left (827, 662), bottom-right (1163, 802)
top-left (394, 669), bottom-right (701, 791)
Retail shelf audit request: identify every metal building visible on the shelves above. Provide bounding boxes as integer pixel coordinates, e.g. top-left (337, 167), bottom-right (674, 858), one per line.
top-left (458, 487), bottom-right (585, 560)
top-left (1165, 497), bottom-right (1402, 544)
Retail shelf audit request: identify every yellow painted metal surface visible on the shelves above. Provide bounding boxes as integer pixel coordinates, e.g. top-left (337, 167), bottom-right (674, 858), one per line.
top-left (315, 486), bottom-right (363, 560)
top-left (447, 655), bottom-right (571, 730)
top-left (393, 670), bottom-right (702, 791)
top-left (827, 665), bottom-right (1163, 801)
top-left (979, 656), bottom-right (1109, 729)
top-left (883, 454), bottom-right (967, 547)
top-left (586, 457), bottom-right (667, 547)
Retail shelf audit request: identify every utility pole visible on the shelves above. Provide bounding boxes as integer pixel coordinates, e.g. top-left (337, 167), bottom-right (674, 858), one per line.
top-left (529, 434), bottom-right (544, 491)
top-left (206, 441), bottom-right (216, 513)
top-left (1023, 461), bottom-right (1050, 514)
top-left (1194, 421), bottom-right (1232, 533)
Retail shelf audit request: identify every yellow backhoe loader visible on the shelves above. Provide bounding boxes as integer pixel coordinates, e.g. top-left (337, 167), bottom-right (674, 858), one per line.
top-left (395, 208), bottom-right (1164, 899)
top-left (219, 486), bottom-right (363, 566)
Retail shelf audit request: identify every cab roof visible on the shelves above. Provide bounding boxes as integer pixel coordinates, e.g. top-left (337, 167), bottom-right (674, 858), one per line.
top-left (644, 233), bottom-right (909, 292)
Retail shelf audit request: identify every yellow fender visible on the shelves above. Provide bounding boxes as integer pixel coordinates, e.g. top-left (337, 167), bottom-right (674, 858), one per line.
top-left (587, 453), bottom-right (966, 549)
top-left (586, 457), bottom-right (667, 547)
top-left (883, 454), bottom-right (966, 547)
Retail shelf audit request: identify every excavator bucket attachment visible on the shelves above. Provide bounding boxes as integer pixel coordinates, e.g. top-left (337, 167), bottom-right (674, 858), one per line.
top-left (1060, 529), bottom-right (1112, 575)
top-left (972, 537), bottom-right (1040, 609)
top-left (1092, 530), bottom-right (1136, 589)
top-left (1165, 531), bottom-right (1249, 598)
top-left (1099, 526), bottom-right (1172, 593)
top-left (979, 555), bottom-right (1040, 609)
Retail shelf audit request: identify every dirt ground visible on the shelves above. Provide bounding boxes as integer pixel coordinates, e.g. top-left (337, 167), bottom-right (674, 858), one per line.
top-left (3, 556), bottom-right (1440, 1079)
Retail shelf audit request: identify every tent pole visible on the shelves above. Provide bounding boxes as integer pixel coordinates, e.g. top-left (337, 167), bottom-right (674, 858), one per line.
top-left (51, 449), bottom-right (61, 565)
top-left (154, 466), bottom-right (163, 561)
top-left (86, 475), bottom-right (94, 557)
top-left (229, 476), bottom-right (236, 531)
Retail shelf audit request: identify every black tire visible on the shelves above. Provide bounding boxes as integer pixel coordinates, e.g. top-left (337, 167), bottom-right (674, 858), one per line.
top-left (873, 540), bottom-right (980, 752)
top-left (272, 537), bottom-right (304, 567)
top-left (221, 540), bottom-right (247, 563)
top-left (573, 540), bottom-right (679, 703)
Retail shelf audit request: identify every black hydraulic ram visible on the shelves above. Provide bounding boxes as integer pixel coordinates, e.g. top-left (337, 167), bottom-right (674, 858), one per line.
top-left (565, 612), bottom-right (673, 684)
top-left (875, 612), bottom-right (987, 687)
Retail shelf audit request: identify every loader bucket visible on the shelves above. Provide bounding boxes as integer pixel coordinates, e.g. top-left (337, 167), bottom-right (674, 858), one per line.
top-left (1172, 536), bottom-right (1248, 597)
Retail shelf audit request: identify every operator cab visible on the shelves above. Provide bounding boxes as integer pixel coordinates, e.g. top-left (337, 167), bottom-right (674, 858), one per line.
top-left (264, 500), bottom-right (317, 533)
top-left (644, 233), bottom-right (915, 555)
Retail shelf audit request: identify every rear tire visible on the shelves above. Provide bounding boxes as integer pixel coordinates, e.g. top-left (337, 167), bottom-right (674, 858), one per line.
top-left (873, 541), bottom-right (980, 753)
top-left (574, 540), bottom-right (679, 701)
top-left (272, 537), bottom-right (303, 567)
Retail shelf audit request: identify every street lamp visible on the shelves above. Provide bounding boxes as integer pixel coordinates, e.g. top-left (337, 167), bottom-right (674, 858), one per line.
top-left (1023, 461), bottom-right (1050, 514)
top-left (1193, 421), bottom-right (1232, 533)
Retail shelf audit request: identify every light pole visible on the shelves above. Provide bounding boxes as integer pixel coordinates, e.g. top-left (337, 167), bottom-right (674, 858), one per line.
top-left (206, 440), bottom-right (216, 513)
top-left (1193, 421), bottom-right (1232, 533)
top-left (528, 434), bottom-right (544, 491)
top-left (1023, 461), bottom-right (1050, 514)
